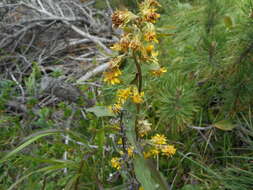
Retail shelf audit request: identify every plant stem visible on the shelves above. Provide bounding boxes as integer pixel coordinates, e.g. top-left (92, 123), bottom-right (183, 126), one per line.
top-left (74, 156), bottom-right (86, 190)
top-left (135, 57), bottom-right (142, 93)
top-left (133, 54), bottom-right (143, 141)
top-left (119, 111), bottom-right (127, 153)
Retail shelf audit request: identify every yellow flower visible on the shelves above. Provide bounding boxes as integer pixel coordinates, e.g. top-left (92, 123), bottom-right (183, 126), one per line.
top-left (144, 31), bottom-right (158, 43)
top-left (150, 148), bottom-right (160, 156)
top-left (129, 37), bottom-right (141, 51)
top-left (161, 145), bottom-right (176, 156)
top-left (111, 10), bottom-right (136, 28)
top-left (117, 87), bottom-right (132, 104)
top-left (139, 2), bottom-right (159, 17)
top-left (127, 146), bottom-right (134, 157)
top-left (117, 138), bottom-right (123, 145)
top-left (139, 0), bottom-right (161, 23)
top-left (111, 34), bottom-right (131, 52)
top-left (150, 50), bottom-right (159, 63)
top-left (143, 151), bottom-right (151, 158)
top-left (138, 119), bottom-right (152, 137)
top-left (132, 87), bottom-right (144, 104)
top-left (111, 43), bottom-right (122, 51)
top-left (140, 45), bottom-right (158, 64)
top-left (139, 187), bottom-right (144, 190)
top-left (111, 41), bottom-right (129, 52)
top-left (151, 67), bottom-right (167, 76)
top-left (111, 157), bottom-right (121, 170)
top-left (108, 56), bottom-right (123, 67)
top-left (143, 23), bottom-right (159, 43)
top-left (111, 33), bottom-right (142, 52)
top-left (145, 44), bottom-right (154, 54)
top-left (151, 134), bottom-right (167, 145)
top-left (144, 148), bottom-right (160, 158)
top-left (142, 8), bottom-right (160, 23)
top-left (109, 103), bottom-right (122, 114)
top-left (141, 0), bottom-right (161, 8)
top-left (103, 67), bottom-right (122, 85)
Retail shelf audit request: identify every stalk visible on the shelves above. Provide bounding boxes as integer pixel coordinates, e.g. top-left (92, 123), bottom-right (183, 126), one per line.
top-left (133, 53), bottom-right (143, 141)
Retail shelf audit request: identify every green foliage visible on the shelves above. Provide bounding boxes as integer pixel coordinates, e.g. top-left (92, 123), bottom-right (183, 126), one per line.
top-left (213, 120), bottom-right (235, 131)
top-left (0, 80), bottom-right (15, 108)
top-left (24, 62), bottom-right (41, 96)
top-left (134, 156), bottom-right (161, 190)
top-left (180, 184), bottom-right (203, 190)
top-left (1, 0), bottom-right (253, 189)
top-left (151, 72), bottom-right (199, 130)
top-left (86, 106), bottom-right (115, 117)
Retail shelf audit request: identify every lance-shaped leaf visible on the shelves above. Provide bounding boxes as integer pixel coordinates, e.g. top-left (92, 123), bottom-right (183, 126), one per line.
top-left (213, 120), bottom-right (235, 131)
top-left (86, 106), bottom-right (115, 117)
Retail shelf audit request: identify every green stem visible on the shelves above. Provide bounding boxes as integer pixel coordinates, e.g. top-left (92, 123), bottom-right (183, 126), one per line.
top-left (119, 111), bottom-right (127, 153)
top-left (74, 156), bottom-right (86, 190)
top-left (135, 57), bottom-right (142, 93)
top-left (133, 54), bottom-right (143, 141)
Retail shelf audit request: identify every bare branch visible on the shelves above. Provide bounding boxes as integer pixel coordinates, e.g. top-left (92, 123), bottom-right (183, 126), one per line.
top-left (76, 63), bottom-right (110, 83)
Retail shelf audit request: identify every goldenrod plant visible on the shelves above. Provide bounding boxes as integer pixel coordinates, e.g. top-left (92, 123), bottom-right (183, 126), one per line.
top-left (103, 0), bottom-right (176, 189)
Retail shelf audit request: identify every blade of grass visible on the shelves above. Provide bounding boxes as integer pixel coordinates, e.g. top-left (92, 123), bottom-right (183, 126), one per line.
top-left (178, 152), bottom-right (221, 179)
top-left (7, 164), bottom-right (66, 190)
top-left (0, 129), bottom-right (63, 163)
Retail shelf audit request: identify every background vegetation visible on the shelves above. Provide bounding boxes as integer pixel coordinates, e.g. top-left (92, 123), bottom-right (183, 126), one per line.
top-left (1, 0), bottom-right (253, 189)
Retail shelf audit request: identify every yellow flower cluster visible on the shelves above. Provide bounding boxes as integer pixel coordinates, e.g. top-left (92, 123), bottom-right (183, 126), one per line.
top-left (151, 134), bottom-right (167, 145)
top-left (144, 134), bottom-right (176, 158)
top-left (140, 0), bottom-right (161, 23)
top-left (119, 146), bottom-right (134, 157)
top-left (117, 87), bottom-right (132, 104)
top-left (104, 0), bottom-right (166, 86)
top-left (127, 146), bottom-right (134, 157)
top-left (103, 66), bottom-right (122, 85)
top-left (111, 10), bottom-right (137, 28)
top-left (110, 86), bottom-right (144, 114)
top-left (143, 23), bottom-right (159, 43)
top-left (132, 87), bottom-right (144, 104)
top-left (106, 0), bottom-right (174, 173)
top-left (118, 139), bottom-right (134, 157)
top-left (111, 157), bottom-right (122, 170)
top-left (161, 145), bottom-right (177, 156)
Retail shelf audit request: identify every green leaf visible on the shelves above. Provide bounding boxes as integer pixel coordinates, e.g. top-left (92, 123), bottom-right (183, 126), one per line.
top-left (134, 156), bottom-right (159, 190)
top-left (157, 25), bottom-right (177, 31)
top-left (143, 63), bottom-right (160, 71)
top-left (21, 156), bottom-right (77, 169)
top-left (0, 129), bottom-right (62, 163)
top-left (64, 174), bottom-right (81, 190)
top-left (7, 165), bottom-right (66, 190)
top-left (142, 63), bottom-right (161, 76)
top-left (213, 120), bottom-right (235, 131)
top-left (104, 184), bottom-right (129, 190)
top-left (124, 104), bottom-right (168, 190)
top-left (134, 156), bottom-right (169, 190)
top-left (86, 106), bottom-right (115, 117)
top-left (157, 33), bottom-right (175, 37)
top-left (180, 184), bottom-right (202, 190)
top-left (95, 129), bottom-right (105, 151)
